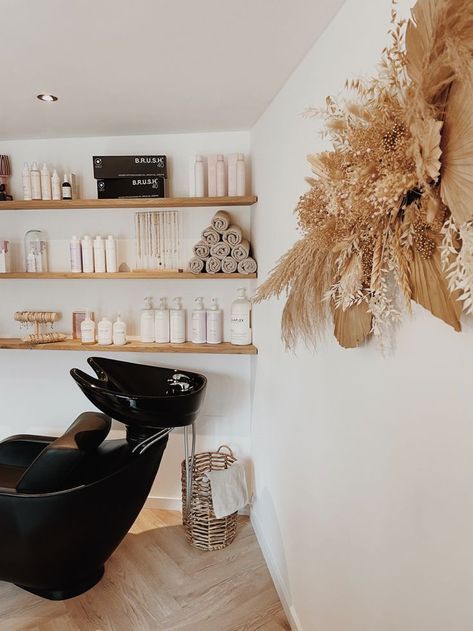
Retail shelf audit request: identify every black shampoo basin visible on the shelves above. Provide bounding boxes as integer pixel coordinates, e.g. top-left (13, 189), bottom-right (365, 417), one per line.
top-left (70, 357), bottom-right (207, 430)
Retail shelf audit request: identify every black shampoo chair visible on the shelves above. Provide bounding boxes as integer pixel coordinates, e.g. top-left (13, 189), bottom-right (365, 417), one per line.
top-left (0, 411), bottom-right (168, 600)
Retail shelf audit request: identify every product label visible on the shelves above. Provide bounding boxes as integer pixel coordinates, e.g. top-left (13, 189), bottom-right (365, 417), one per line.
top-left (135, 157), bottom-right (165, 166)
top-left (231, 314), bottom-right (251, 343)
top-left (132, 178), bottom-right (161, 188)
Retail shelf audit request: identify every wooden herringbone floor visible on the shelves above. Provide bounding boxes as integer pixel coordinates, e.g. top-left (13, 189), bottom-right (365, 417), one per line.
top-left (0, 509), bottom-right (290, 631)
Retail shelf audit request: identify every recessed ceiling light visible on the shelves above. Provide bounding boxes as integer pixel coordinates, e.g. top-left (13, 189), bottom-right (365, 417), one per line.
top-left (37, 94), bottom-right (58, 102)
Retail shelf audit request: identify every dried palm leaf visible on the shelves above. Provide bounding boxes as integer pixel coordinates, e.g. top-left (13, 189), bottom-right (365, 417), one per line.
top-left (405, 0), bottom-right (441, 87)
top-left (409, 248), bottom-right (462, 331)
top-left (440, 66), bottom-right (473, 225)
top-left (406, 0), bottom-right (473, 111)
top-left (413, 118), bottom-right (443, 181)
top-left (332, 302), bottom-right (372, 349)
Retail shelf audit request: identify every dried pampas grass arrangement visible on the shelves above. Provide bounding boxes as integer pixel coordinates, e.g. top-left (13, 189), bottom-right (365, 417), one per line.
top-left (256, 0), bottom-right (473, 350)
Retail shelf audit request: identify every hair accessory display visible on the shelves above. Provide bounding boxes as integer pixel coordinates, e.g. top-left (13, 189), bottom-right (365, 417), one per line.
top-left (134, 210), bottom-right (182, 271)
top-left (15, 311), bottom-right (65, 344)
top-left (22, 332), bottom-right (67, 345)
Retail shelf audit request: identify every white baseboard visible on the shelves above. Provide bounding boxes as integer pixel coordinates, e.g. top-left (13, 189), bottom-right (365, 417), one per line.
top-left (250, 510), bottom-right (303, 631)
top-left (145, 495), bottom-right (251, 515)
top-left (145, 496), bottom-right (182, 511)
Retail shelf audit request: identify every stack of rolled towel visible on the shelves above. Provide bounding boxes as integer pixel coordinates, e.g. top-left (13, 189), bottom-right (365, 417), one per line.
top-left (189, 210), bottom-right (258, 275)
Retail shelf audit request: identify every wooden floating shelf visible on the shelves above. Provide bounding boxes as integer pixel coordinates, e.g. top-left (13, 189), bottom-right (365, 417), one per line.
top-left (0, 196), bottom-right (258, 211)
top-left (0, 272), bottom-right (256, 280)
top-left (0, 338), bottom-right (257, 355)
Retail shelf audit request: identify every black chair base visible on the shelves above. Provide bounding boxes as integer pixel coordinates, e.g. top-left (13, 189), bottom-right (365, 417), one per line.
top-left (16, 565), bottom-right (105, 601)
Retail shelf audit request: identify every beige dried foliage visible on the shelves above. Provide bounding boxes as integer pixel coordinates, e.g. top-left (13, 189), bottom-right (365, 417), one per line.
top-left (392, 222), bottom-right (412, 309)
top-left (405, 0), bottom-right (473, 111)
top-left (255, 237), bottom-right (335, 348)
top-left (257, 0), bottom-right (473, 350)
top-left (409, 248), bottom-right (462, 331)
top-left (333, 302), bottom-right (372, 349)
top-left (440, 63), bottom-right (473, 225)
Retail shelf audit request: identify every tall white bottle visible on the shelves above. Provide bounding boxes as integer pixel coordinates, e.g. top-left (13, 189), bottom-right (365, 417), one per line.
top-left (112, 313), bottom-right (127, 345)
top-left (155, 297), bottom-right (170, 343)
top-left (140, 297), bottom-right (155, 343)
top-left (81, 235), bottom-right (94, 273)
top-left (170, 297), bottom-right (186, 343)
top-left (69, 235), bottom-right (82, 273)
top-left (236, 153), bottom-right (246, 196)
top-left (216, 154), bottom-right (226, 196)
top-left (227, 153), bottom-right (238, 196)
top-left (93, 236), bottom-right (106, 273)
top-left (97, 317), bottom-right (113, 345)
top-left (195, 155), bottom-right (205, 197)
top-left (207, 297), bottom-right (223, 344)
top-left (81, 310), bottom-right (96, 344)
top-left (191, 297), bottom-right (207, 344)
top-left (51, 169), bottom-right (61, 200)
top-left (22, 163), bottom-right (32, 200)
top-left (105, 235), bottom-right (117, 273)
top-left (30, 162), bottom-right (42, 200)
top-left (207, 155), bottom-right (217, 197)
top-left (40, 163), bottom-right (52, 200)
top-left (231, 287), bottom-right (252, 345)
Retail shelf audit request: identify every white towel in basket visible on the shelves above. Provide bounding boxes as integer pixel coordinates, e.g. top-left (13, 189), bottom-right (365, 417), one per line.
top-left (204, 462), bottom-right (249, 519)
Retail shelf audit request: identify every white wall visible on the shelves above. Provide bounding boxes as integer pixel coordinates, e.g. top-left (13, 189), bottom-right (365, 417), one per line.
top-left (251, 1), bottom-right (473, 630)
top-left (0, 130), bottom-right (254, 503)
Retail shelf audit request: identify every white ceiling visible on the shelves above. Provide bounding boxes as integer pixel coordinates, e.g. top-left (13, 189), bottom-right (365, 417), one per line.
top-left (0, 0), bottom-right (344, 140)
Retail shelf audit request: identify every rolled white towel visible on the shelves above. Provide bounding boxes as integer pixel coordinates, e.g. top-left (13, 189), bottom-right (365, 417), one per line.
top-left (202, 226), bottom-right (220, 246)
top-left (231, 239), bottom-right (250, 262)
top-left (222, 224), bottom-right (243, 247)
top-left (189, 257), bottom-right (205, 274)
top-left (193, 240), bottom-right (210, 260)
top-left (210, 241), bottom-right (231, 260)
top-left (221, 256), bottom-right (238, 274)
top-left (211, 210), bottom-right (231, 234)
top-left (237, 257), bottom-right (257, 274)
top-left (206, 256), bottom-right (222, 274)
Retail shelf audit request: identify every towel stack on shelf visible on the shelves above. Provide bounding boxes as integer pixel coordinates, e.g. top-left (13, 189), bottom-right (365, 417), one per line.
top-left (189, 210), bottom-right (257, 275)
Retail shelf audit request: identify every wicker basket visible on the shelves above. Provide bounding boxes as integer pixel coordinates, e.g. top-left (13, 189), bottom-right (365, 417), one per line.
top-left (181, 445), bottom-right (238, 551)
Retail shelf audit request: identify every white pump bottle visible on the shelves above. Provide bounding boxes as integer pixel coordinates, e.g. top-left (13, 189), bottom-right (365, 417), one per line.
top-left (191, 297), bottom-right (207, 344)
top-left (170, 297), bottom-right (186, 343)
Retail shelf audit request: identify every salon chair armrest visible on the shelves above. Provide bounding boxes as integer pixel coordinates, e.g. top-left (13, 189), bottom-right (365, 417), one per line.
top-left (0, 435), bottom-right (55, 468)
